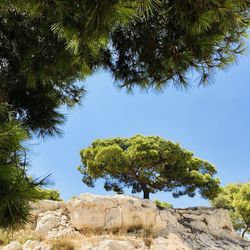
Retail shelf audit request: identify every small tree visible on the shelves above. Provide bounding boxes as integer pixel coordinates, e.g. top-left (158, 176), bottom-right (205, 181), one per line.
top-left (211, 182), bottom-right (250, 238)
top-left (78, 135), bottom-right (220, 200)
top-left (38, 189), bottom-right (62, 201)
top-left (0, 105), bottom-right (49, 229)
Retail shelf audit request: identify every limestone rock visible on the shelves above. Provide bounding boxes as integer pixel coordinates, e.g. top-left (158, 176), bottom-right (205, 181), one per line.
top-left (150, 235), bottom-right (191, 250)
top-left (31, 200), bottom-right (65, 217)
top-left (176, 207), bottom-right (237, 238)
top-left (2, 194), bottom-right (250, 250)
top-left (182, 232), bottom-right (250, 250)
top-left (23, 240), bottom-right (51, 250)
top-left (2, 242), bottom-right (22, 250)
top-left (35, 209), bottom-right (79, 239)
top-left (93, 240), bottom-right (136, 250)
top-left (67, 194), bottom-right (165, 231)
top-left (36, 211), bottom-right (61, 236)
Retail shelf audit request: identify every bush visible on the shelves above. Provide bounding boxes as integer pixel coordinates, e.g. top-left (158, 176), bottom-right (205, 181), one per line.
top-left (38, 189), bottom-right (62, 201)
top-left (154, 199), bottom-right (173, 209)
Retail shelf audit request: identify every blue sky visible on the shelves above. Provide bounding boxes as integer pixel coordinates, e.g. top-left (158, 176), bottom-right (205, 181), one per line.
top-left (30, 53), bottom-right (250, 208)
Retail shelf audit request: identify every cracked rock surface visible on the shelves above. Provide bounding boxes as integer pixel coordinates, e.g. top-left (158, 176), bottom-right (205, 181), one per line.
top-left (1, 194), bottom-right (250, 250)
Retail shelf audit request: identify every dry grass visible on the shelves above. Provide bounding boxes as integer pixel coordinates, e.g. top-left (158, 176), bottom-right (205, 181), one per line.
top-left (50, 238), bottom-right (77, 250)
top-left (71, 225), bottom-right (156, 249)
top-left (0, 229), bottom-right (43, 246)
top-left (78, 224), bottom-right (156, 237)
top-left (0, 230), bottom-right (9, 246)
top-left (0, 224), bottom-right (156, 249)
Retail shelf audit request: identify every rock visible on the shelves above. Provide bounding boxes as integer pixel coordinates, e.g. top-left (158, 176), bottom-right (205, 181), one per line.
top-left (35, 209), bottom-right (79, 239)
top-left (2, 242), bottom-right (22, 250)
top-left (35, 211), bottom-right (61, 236)
top-left (67, 194), bottom-right (165, 231)
top-left (93, 240), bottom-right (136, 250)
top-left (3, 194), bottom-right (250, 250)
top-left (47, 226), bottom-right (80, 239)
top-left (182, 232), bottom-right (250, 250)
top-left (23, 240), bottom-right (39, 250)
top-left (150, 235), bottom-right (191, 250)
top-left (31, 200), bottom-right (65, 217)
top-left (155, 209), bottom-right (183, 234)
top-left (23, 240), bottom-right (51, 250)
top-left (176, 207), bottom-right (237, 238)
top-left (65, 194), bottom-right (250, 249)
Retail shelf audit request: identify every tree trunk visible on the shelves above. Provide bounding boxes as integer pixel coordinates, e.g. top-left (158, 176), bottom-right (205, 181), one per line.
top-left (143, 189), bottom-right (150, 199)
top-left (0, 90), bottom-right (8, 103)
top-left (242, 225), bottom-right (249, 238)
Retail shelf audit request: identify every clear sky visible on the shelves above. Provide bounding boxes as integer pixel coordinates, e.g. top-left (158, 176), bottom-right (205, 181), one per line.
top-left (30, 52), bottom-right (250, 208)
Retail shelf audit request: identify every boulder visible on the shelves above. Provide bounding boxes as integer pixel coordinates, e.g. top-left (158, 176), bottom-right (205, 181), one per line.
top-left (67, 194), bottom-right (169, 232)
top-left (2, 242), bottom-right (22, 250)
top-left (35, 210), bottom-right (61, 236)
top-left (35, 209), bottom-right (79, 239)
top-left (93, 240), bottom-right (136, 250)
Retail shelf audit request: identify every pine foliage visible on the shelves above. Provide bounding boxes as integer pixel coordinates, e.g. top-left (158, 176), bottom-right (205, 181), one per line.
top-left (78, 135), bottom-right (220, 200)
top-left (105, 0), bottom-right (250, 90)
top-left (0, 105), bottom-right (49, 229)
top-left (0, 1), bottom-right (250, 135)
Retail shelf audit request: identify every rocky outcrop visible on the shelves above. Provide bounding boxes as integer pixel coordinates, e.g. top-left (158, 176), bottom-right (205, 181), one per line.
top-left (1, 194), bottom-right (250, 250)
top-left (35, 209), bottom-right (80, 239)
top-left (67, 194), bottom-right (181, 233)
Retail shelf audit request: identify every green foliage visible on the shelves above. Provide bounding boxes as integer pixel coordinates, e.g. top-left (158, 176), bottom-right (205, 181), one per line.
top-left (78, 135), bottom-right (220, 200)
top-left (0, 10), bottom-right (85, 137)
top-left (0, 1), bottom-right (250, 137)
top-left (154, 199), bottom-right (173, 209)
top-left (38, 189), bottom-right (62, 201)
top-left (103, 0), bottom-right (250, 90)
top-left (0, 105), bottom-right (49, 229)
top-left (0, 0), bottom-right (160, 137)
top-left (0, 0), bottom-right (249, 231)
top-left (211, 182), bottom-right (250, 238)
top-left (0, 0), bottom-right (168, 231)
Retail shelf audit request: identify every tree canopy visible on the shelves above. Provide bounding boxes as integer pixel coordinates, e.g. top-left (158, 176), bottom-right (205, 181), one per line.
top-left (1, 0), bottom-right (250, 136)
top-left (0, 9), bottom-right (85, 137)
top-left (211, 182), bottom-right (250, 238)
top-left (105, 0), bottom-right (249, 90)
top-left (78, 135), bottom-right (220, 199)
top-left (0, 0), bottom-right (249, 229)
top-left (0, 0), bottom-right (161, 137)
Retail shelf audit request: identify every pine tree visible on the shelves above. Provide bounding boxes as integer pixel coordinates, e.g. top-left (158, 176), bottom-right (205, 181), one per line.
top-left (78, 135), bottom-right (220, 200)
top-left (0, 105), bottom-right (49, 229)
top-left (105, 0), bottom-right (250, 90)
top-left (0, 0), bottom-right (249, 229)
top-left (0, 1), bottom-right (249, 135)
